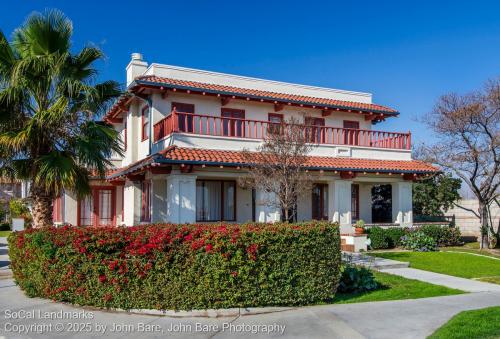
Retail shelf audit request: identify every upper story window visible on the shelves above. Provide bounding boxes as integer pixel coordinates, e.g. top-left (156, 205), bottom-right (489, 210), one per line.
top-left (305, 117), bottom-right (325, 143)
top-left (172, 102), bottom-right (195, 133)
top-left (343, 120), bottom-right (360, 145)
top-left (141, 106), bottom-right (149, 141)
top-left (268, 113), bottom-right (284, 134)
top-left (221, 108), bottom-right (245, 137)
top-left (123, 116), bottom-right (127, 151)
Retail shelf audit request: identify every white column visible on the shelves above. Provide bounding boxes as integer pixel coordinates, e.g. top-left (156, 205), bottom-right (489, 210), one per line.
top-left (151, 179), bottom-right (168, 223)
top-left (166, 174), bottom-right (197, 224)
top-left (392, 181), bottom-right (413, 227)
top-left (64, 190), bottom-right (78, 226)
top-left (359, 183), bottom-right (373, 224)
top-left (331, 180), bottom-right (353, 234)
top-left (255, 189), bottom-right (281, 222)
top-left (123, 180), bottom-right (141, 226)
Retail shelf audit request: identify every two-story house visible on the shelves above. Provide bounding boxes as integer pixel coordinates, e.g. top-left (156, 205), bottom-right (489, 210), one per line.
top-left (55, 53), bottom-right (437, 233)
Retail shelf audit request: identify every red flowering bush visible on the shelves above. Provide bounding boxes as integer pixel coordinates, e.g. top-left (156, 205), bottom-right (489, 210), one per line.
top-left (8, 222), bottom-right (341, 310)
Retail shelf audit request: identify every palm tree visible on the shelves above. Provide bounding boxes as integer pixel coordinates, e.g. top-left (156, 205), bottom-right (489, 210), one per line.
top-left (0, 10), bottom-right (123, 227)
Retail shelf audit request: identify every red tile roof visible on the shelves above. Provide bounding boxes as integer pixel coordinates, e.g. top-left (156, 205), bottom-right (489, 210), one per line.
top-left (104, 75), bottom-right (399, 121)
top-left (107, 146), bottom-right (438, 179)
top-left (136, 75), bottom-right (398, 114)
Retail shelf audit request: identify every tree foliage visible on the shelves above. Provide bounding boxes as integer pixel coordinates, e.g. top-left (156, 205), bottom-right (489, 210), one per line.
top-left (0, 10), bottom-right (122, 227)
top-left (417, 79), bottom-right (500, 248)
top-left (413, 173), bottom-right (461, 217)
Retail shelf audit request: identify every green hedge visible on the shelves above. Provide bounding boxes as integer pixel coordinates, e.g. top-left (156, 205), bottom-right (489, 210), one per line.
top-left (366, 227), bottom-right (406, 249)
top-left (367, 225), bottom-right (462, 249)
top-left (9, 222), bottom-right (341, 310)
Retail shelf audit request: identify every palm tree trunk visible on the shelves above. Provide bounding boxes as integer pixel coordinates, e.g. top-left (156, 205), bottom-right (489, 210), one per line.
top-left (31, 186), bottom-right (53, 228)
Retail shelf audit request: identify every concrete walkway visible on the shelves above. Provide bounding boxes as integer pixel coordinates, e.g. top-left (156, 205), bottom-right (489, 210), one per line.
top-left (380, 267), bottom-right (500, 292)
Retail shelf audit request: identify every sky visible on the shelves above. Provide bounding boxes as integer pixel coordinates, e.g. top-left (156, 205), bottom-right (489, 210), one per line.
top-left (3, 0), bottom-right (500, 147)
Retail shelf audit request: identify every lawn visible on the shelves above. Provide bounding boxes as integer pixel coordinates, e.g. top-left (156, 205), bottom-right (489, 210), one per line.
top-left (0, 231), bottom-right (11, 237)
top-left (372, 251), bottom-right (500, 283)
top-left (333, 271), bottom-right (463, 304)
top-left (428, 306), bottom-right (500, 339)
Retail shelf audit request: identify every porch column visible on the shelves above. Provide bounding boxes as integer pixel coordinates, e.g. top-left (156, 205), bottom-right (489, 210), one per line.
top-left (329, 179), bottom-right (352, 234)
top-left (255, 189), bottom-right (281, 222)
top-left (166, 174), bottom-right (197, 224)
top-left (123, 180), bottom-right (141, 226)
top-left (392, 181), bottom-right (413, 227)
top-left (151, 178), bottom-right (168, 223)
top-left (359, 184), bottom-right (373, 223)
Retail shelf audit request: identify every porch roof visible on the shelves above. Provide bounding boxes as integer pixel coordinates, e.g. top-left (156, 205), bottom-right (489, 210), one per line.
top-left (106, 146), bottom-right (438, 180)
top-left (104, 75), bottom-right (398, 122)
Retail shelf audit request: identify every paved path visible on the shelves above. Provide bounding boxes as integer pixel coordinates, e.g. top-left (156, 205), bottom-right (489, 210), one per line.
top-left (1, 237), bottom-right (500, 338)
top-left (380, 267), bottom-right (500, 292)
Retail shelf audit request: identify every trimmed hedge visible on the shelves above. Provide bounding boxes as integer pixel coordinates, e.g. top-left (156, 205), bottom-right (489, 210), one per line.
top-left (9, 222), bottom-right (341, 310)
top-left (367, 225), bottom-right (462, 250)
top-left (366, 227), bottom-right (406, 249)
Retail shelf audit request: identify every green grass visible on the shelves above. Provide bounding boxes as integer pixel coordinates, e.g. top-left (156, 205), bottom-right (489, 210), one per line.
top-left (428, 306), bottom-right (500, 339)
top-left (333, 271), bottom-right (463, 304)
top-left (0, 231), bottom-right (11, 237)
top-left (372, 251), bottom-right (500, 283)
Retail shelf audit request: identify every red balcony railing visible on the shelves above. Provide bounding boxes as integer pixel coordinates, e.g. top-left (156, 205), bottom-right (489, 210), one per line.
top-left (153, 109), bottom-right (411, 150)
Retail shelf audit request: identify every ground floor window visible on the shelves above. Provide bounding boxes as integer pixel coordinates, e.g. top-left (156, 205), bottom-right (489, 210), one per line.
top-left (141, 181), bottom-right (151, 222)
top-left (196, 180), bottom-right (236, 221)
top-left (78, 187), bottom-right (115, 227)
top-left (351, 184), bottom-right (360, 221)
top-left (312, 184), bottom-right (328, 220)
top-left (52, 193), bottom-right (64, 223)
top-left (372, 184), bottom-right (392, 223)
top-left (79, 196), bottom-right (93, 226)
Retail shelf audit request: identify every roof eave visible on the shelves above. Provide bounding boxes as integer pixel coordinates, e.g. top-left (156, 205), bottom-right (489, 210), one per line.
top-left (134, 79), bottom-right (399, 116)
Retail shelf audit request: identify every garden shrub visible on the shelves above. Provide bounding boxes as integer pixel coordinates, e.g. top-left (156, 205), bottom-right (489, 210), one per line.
top-left (337, 264), bottom-right (378, 293)
top-left (366, 227), bottom-right (406, 249)
top-left (8, 221), bottom-right (341, 310)
top-left (419, 225), bottom-right (462, 246)
top-left (401, 230), bottom-right (438, 252)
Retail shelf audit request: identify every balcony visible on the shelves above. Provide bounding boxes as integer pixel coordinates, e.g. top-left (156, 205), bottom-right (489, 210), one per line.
top-left (153, 110), bottom-right (411, 150)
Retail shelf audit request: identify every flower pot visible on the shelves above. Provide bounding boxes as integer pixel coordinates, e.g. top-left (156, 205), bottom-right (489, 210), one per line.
top-left (354, 227), bottom-right (364, 235)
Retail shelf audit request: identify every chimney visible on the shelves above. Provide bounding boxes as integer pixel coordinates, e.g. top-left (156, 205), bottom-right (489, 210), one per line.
top-left (126, 53), bottom-right (148, 86)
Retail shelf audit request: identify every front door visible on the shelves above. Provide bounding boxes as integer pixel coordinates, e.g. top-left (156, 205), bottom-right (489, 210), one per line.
top-left (78, 187), bottom-right (116, 227)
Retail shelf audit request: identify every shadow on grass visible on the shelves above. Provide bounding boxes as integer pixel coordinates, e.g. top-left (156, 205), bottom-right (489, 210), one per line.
top-left (331, 283), bottom-right (390, 303)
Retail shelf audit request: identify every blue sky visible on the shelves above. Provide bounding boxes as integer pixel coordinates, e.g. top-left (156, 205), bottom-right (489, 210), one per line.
top-left (3, 0), bottom-right (500, 146)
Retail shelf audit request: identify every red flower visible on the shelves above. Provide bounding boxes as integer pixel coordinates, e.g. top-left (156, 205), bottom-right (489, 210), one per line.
top-left (231, 271), bottom-right (238, 277)
top-left (247, 244), bottom-right (258, 261)
top-left (104, 293), bottom-right (113, 302)
top-left (184, 233), bottom-right (193, 241)
top-left (205, 244), bottom-right (213, 252)
top-left (98, 275), bottom-right (107, 283)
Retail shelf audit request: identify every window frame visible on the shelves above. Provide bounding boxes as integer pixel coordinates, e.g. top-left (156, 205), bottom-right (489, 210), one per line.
top-left (123, 116), bottom-right (127, 151)
top-left (351, 184), bottom-right (360, 221)
top-left (140, 181), bottom-right (151, 222)
top-left (311, 183), bottom-right (328, 220)
top-left (221, 108), bottom-right (245, 137)
top-left (172, 102), bottom-right (195, 133)
top-left (141, 106), bottom-right (149, 141)
top-left (196, 179), bottom-right (237, 222)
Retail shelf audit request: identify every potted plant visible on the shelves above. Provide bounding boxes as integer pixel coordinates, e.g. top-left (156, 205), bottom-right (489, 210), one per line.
top-left (354, 220), bottom-right (365, 235)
